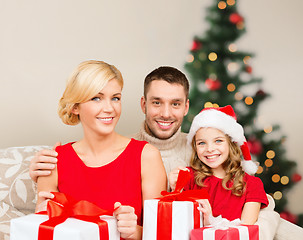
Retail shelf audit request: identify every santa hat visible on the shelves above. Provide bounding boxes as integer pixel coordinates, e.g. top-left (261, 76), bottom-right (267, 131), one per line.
top-left (187, 105), bottom-right (258, 175)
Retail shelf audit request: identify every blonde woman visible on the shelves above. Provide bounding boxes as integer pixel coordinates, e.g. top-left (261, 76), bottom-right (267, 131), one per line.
top-left (36, 60), bottom-right (166, 239)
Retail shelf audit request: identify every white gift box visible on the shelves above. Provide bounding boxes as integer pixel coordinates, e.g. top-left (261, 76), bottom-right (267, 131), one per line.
top-left (142, 199), bottom-right (203, 240)
top-left (10, 214), bottom-right (120, 240)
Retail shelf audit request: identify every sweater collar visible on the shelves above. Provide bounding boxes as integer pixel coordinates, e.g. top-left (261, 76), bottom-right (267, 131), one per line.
top-left (138, 122), bottom-right (182, 151)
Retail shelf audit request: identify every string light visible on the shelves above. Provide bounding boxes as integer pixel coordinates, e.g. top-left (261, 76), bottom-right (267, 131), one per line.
top-left (208, 52), bottom-right (218, 61)
top-left (218, 1), bottom-right (227, 9)
top-left (227, 83), bottom-right (236, 92)
top-left (234, 92), bottom-right (243, 100)
top-left (256, 166), bottom-right (263, 174)
top-left (264, 125), bottom-right (273, 134)
top-left (204, 102), bottom-right (213, 108)
top-left (213, 103), bottom-right (219, 108)
top-left (236, 22), bottom-right (245, 30)
top-left (226, 0), bottom-right (236, 6)
top-left (228, 43), bottom-right (237, 52)
top-left (245, 96), bottom-right (253, 105)
top-left (186, 54), bottom-right (194, 63)
top-left (272, 174), bottom-right (280, 183)
top-left (281, 176), bottom-right (289, 185)
top-left (243, 56), bottom-right (251, 64)
top-left (265, 159), bottom-right (273, 167)
top-left (273, 191), bottom-right (283, 200)
top-left (199, 52), bottom-right (206, 60)
top-left (227, 62), bottom-right (239, 72)
top-left (266, 150), bottom-right (275, 159)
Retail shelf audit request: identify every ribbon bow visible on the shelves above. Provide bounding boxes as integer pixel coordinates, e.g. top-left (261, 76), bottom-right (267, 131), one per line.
top-left (38, 192), bottom-right (115, 240)
top-left (159, 169), bottom-right (210, 201)
top-left (156, 170), bottom-right (209, 239)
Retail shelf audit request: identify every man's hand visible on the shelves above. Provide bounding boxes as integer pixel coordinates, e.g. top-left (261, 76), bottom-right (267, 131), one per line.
top-left (29, 142), bottom-right (61, 182)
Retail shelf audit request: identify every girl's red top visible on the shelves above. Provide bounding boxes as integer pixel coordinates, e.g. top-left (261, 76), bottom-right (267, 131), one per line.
top-left (184, 167), bottom-right (269, 221)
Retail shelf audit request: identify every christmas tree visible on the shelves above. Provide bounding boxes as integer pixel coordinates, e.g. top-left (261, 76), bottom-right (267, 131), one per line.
top-left (182, 0), bottom-right (303, 226)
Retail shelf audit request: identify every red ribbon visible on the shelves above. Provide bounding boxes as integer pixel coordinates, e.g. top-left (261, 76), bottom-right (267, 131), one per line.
top-left (156, 170), bottom-right (209, 239)
top-left (37, 192), bottom-right (115, 240)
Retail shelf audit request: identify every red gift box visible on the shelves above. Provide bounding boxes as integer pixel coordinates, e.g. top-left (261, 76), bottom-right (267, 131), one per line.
top-left (190, 225), bottom-right (259, 240)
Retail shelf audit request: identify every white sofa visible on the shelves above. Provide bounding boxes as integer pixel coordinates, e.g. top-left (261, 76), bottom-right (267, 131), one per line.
top-left (1, 145), bottom-right (303, 240)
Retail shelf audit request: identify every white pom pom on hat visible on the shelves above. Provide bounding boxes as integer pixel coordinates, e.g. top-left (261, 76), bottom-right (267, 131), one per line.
top-left (187, 105), bottom-right (258, 175)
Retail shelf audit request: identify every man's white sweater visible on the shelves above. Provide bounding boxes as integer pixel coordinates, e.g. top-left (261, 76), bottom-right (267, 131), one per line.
top-left (132, 124), bottom-right (192, 177)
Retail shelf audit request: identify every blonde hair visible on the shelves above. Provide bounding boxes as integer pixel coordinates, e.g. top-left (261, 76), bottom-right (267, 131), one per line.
top-left (190, 132), bottom-right (246, 196)
top-left (58, 60), bottom-right (123, 125)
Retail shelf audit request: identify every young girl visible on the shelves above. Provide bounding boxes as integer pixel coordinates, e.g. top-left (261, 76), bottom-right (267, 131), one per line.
top-left (36, 60), bottom-right (167, 239)
top-left (169, 105), bottom-right (268, 226)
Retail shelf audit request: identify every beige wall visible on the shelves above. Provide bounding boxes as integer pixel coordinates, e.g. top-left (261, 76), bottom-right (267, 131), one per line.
top-left (1, 0), bottom-right (302, 213)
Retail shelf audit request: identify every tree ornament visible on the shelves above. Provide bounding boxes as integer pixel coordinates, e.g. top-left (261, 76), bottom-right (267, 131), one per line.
top-left (292, 173), bottom-right (302, 183)
top-left (255, 89), bottom-right (267, 100)
top-left (191, 40), bottom-right (202, 51)
top-left (205, 78), bottom-right (222, 91)
top-left (245, 65), bottom-right (252, 73)
top-left (247, 137), bottom-right (263, 155)
top-left (229, 13), bottom-right (243, 24)
top-left (280, 211), bottom-right (298, 224)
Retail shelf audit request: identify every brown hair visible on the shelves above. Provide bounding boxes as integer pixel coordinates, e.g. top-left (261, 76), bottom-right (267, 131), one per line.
top-left (190, 133), bottom-right (246, 196)
top-left (144, 66), bottom-right (189, 99)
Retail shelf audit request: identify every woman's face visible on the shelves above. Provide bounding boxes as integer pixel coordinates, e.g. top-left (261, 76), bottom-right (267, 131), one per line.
top-left (72, 78), bottom-right (122, 137)
top-left (195, 127), bottom-right (229, 177)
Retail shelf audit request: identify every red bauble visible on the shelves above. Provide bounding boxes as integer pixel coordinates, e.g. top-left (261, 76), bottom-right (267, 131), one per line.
top-left (229, 13), bottom-right (244, 24)
top-left (245, 66), bottom-right (252, 73)
top-left (205, 78), bottom-right (222, 91)
top-left (256, 89), bottom-right (266, 97)
top-left (247, 138), bottom-right (263, 155)
top-left (292, 173), bottom-right (302, 183)
top-left (280, 211), bottom-right (298, 224)
top-left (191, 40), bottom-right (202, 51)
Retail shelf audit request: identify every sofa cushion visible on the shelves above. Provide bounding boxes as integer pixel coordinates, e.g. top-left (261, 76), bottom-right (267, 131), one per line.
top-left (0, 145), bottom-right (51, 239)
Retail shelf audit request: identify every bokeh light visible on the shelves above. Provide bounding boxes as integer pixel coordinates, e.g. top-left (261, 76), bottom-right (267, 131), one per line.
top-left (266, 150), bottom-right (275, 159)
top-left (208, 52), bottom-right (218, 61)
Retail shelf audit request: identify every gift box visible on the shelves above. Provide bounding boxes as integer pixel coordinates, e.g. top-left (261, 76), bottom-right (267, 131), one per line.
top-left (10, 192), bottom-right (120, 240)
top-left (190, 225), bottom-right (259, 240)
top-left (10, 214), bottom-right (120, 240)
top-left (143, 199), bottom-right (203, 240)
top-left (142, 170), bottom-right (209, 240)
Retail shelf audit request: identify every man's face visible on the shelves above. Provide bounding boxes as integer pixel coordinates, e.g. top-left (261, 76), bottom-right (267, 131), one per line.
top-left (141, 80), bottom-right (189, 139)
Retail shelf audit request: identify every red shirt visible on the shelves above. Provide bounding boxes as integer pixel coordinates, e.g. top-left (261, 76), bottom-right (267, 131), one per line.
top-left (56, 139), bottom-right (147, 225)
top-left (184, 167), bottom-right (268, 221)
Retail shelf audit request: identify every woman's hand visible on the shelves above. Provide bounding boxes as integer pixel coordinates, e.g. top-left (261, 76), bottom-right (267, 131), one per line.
top-left (196, 199), bottom-right (213, 226)
top-left (169, 166), bottom-right (189, 191)
top-left (35, 191), bottom-right (55, 213)
top-left (114, 202), bottom-right (141, 240)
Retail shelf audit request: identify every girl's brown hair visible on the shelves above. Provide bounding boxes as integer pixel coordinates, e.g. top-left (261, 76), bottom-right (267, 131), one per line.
top-left (190, 131), bottom-right (246, 196)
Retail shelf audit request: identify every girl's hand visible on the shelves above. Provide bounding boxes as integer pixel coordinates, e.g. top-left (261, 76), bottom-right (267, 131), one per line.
top-left (114, 202), bottom-right (140, 239)
top-left (35, 191), bottom-right (55, 213)
top-left (196, 199), bottom-right (213, 226)
top-left (169, 166), bottom-right (189, 191)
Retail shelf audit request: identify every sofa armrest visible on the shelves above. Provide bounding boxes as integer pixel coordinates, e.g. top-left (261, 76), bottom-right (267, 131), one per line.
top-left (0, 145), bottom-right (51, 238)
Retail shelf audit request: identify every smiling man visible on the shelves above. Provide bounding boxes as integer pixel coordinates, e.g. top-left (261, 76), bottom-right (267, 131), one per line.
top-left (133, 66), bottom-right (192, 175)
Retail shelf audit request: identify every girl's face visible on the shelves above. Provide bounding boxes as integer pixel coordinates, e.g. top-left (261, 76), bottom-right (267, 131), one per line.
top-left (195, 127), bottom-right (229, 177)
top-left (72, 78), bottom-right (122, 137)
